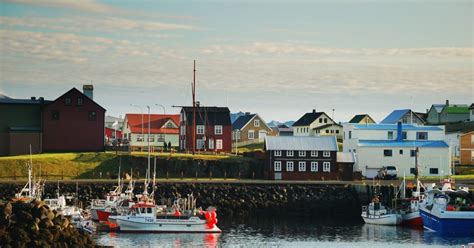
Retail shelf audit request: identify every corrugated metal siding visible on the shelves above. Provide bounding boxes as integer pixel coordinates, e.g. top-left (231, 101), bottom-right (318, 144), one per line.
top-left (265, 136), bottom-right (337, 151)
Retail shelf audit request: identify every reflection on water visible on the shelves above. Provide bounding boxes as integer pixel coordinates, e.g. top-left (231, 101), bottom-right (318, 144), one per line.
top-left (94, 216), bottom-right (473, 247)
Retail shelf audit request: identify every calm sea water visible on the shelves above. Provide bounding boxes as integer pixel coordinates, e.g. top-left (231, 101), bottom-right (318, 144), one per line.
top-left (94, 216), bottom-right (473, 247)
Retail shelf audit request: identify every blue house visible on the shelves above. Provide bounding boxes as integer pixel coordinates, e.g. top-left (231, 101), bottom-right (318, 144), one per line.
top-left (381, 109), bottom-right (425, 125)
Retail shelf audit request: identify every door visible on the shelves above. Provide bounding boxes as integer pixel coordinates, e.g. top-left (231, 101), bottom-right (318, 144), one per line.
top-left (258, 130), bottom-right (267, 141)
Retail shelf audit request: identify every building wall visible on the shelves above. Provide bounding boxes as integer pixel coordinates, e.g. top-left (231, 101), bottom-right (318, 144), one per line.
top-left (314, 125), bottom-right (343, 140)
top-left (470, 108), bottom-right (474, 122)
top-left (356, 146), bottom-right (450, 178)
top-left (400, 112), bottom-right (424, 125)
top-left (180, 124), bottom-right (232, 153)
top-left (0, 133), bottom-right (8, 156)
top-left (445, 132), bottom-right (460, 158)
top-left (460, 132), bottom-right (474, 165)
top-left (342, 124), bottom-right (445, 142)
top-left (9, 132), bottom-right (42, 155)
top-left (127, 133), bottom-right (179, 147)
top-left (440, 112), bottom-right (470, 123)
top-left (426, 107), bottom-right (441, 124)
top-left (355, 116), bottom-right (376, 124)
top-left (0, 104), bottom-right (43, 133)
top-left (234, 115), bottom-right (274, 143)
top-left (294, 113), bottom-right (335, 136)
top-left (266, 150), bottom-right (338, 180)
top-left (42, 89), bottom-right (105, 152)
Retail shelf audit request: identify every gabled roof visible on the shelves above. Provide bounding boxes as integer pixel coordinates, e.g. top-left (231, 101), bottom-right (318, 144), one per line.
top-left (349, 114), bottom-right (374, 123)
top-left (125, 114), bottom-right (180, 134)
top-left (313, 123), bottom-right (342, 130)
top-left (352, 124), bottom-right (443, 131)
top-left (232, 114), bottom-right (255, 129)
top-left (0, 98), bottom-right (52, 105)
top-left (469, 103), bottom-right (474, 110)
top-left (358, 140), bottom-right (449, 148)
top-left (381, 109), bottom-right (424, 124)
top-left (293, 111), bottom-right (325, 126)
top-left (50, 88), bottom-right (106, 111)
top-left (443, 104), bottom-right (469, 114)
top-left (265, 136), bottom-right (338, 151)
top-left (181, 106), bottom-right (231, 126)
top-left (337, 152), bottom-right (356, 163)
top-left (431, 104), bottom-right (445, 113)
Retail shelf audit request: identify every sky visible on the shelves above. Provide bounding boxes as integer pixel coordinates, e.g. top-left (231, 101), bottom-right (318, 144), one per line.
top-left (0, 0), bottom-right (473, 123)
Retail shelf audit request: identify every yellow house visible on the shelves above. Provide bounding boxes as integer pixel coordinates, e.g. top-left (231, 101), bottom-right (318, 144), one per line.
top-left (348, 114), bottom-right (376, 124)
top-left (232, 113), bottom-right (274, 144)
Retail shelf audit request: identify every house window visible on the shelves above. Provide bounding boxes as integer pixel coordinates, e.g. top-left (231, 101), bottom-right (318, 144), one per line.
top-left (429, 168), bottom-right (439, 175)
top-left (410, 150), bottom-right (416, 157)
top-left (330, 130), bottom-right (334, 134)
top-left (196, 139), bottom-right (205, 149)
top-left (353, 149), bottom-right (356, 153)
top-left (399, 150), bottom-right (403, 155)
top-left (287, 150), bottom-right (294, 157)
top-left (214, 125), bottom-right (223, 135)
top-left (402, 131), bottom-right (407, 140)
top-left (416, 132), bottom-right (428, 140)
top-left (326, 130), bottom-right (329, 134)
top-left (274, 161), bottom-right (282, 172)
top-left (254, 119), bottom-right (260, 127)
top-left (471, 151), bottom-right (474, 161)
top-left (88, 111), bottom-right (96, 121)
top-left (286, 161), bottom-right (294, 172)
top-left (324, 118), bottom-right (328, 123)
top-left (148, 135), bottom-right (154, 142)
top-left (157, 134), bottom-right (165, 142)
top-left (298, 162), bottom-right (306, 172)
top-left (196, 125), bottom-right (205, 135)
top-left (323, 151), bottom-right (330, 157)
top-left (299, 151), bottom-right (306, 157)
top-left (180, 126), bottom-right (186, 135)
top-left (388, 131), bottom-right (394, 140)
top-left (248, 130), bottom-right (255, 139)
top-left (166, 122), bottom-right (174, 128)
top-left (77, 97), bottom-right (84, 106)
top-left (65, 97), bottom-right (71, 106)
top-left (216, 139), bottom-right (223, 149)
top-left (323, 162), bottom-right (330, 172)
top-left (319, 119), bottom-right (322, 123)
top-left (336, 130), bottom-right (339, 134)
top-left (51, 110), bottom-right (60, 120)
top-left (311, 162), bottom-right (318, 172)
top-left (274, 150), bottom-right (282, 157)
top-left (311, 151), bottom-right (318, 157)
top-left (209, 139), bottom-right (214, 149)
top-left (137, 135), bottom-right (143, 142)
top-left (384, 150), bottom-right (393, 157)
top-left (471, 135), bottom-right (474, 144)
top-left (349, 131), bottom-right (352, 139)
top-left (410, 168), bottom-right (416, 175)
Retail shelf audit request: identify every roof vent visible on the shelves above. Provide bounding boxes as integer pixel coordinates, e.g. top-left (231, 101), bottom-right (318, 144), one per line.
top-left (245, 112), bottom-right (251, 115)
top-left (30, 97), bottom-right (36, 100)
top-left (312, 109), bottom-right (316, 113)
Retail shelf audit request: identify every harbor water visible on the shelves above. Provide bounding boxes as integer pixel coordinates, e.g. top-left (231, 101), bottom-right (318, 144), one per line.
top-left (93, 216), bottom-right (472, 247)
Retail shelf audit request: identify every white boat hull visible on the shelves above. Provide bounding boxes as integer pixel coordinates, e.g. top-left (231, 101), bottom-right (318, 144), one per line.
top-left (362, 214), bottom-right (402, 225)
top-left (110, 216), bottom-right (222, 233)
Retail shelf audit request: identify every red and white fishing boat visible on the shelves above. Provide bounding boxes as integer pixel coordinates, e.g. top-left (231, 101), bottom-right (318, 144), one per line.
top-left (395, 176), bottom-right (425, 228)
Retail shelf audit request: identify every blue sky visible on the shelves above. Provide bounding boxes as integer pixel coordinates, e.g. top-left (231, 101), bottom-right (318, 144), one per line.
top-left (0, 0), bottom-right (472, 122)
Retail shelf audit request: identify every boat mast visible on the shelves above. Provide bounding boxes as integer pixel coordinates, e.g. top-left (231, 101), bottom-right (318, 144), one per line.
top-left (28, 144), bottom-right (32, 198)
top-left (192, 60), bottom-right (196, 155)
top-left (414, 146), bottom-right (420, 196)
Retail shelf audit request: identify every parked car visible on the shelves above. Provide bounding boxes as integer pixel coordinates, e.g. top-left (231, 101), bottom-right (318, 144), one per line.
top-left (376, 166), bottom-right (398, 180)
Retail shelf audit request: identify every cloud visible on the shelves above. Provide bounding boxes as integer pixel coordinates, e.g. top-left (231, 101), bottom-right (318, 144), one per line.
top-left (0, 16), bottom-right (195, 33)
top-left (4, 0), bottom-right (119, 14)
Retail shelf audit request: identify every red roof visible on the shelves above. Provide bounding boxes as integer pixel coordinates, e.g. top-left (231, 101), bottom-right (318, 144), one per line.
top-left (125, 114), bottom-right (179, 134)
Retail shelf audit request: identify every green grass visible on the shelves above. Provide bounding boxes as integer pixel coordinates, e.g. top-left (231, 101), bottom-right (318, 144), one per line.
top-left (236, 142), bottom-right (264, 153)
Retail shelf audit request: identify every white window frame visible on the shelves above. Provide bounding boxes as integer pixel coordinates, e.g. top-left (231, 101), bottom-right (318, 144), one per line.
top-left (180, 126), bottom-right (186, 136)
top-left (274, 161), bottom-right (282, 172)
top-left (196, 125), bottom-right (205, 135)
top-left (311, 151), bottom-right (318, 157)
top-left (216, 139), bottom-right (223, 150)
top-left (274, 150), bottom-right (282, 157)
top-left (248, 130), bottom-right (255, 140)
top-left (298, 161), bottom-right (306, 172)
top-left (214, 125), bottom-right (223, 135)
top-left (208, 138), bottom-right (214, 150)
top-left (286, 161), bottom-right (294, 172)
top-left (471, 134), bottom-right (474, 144)
top-left (287, 150), bottom-right (294, 157)
top-left (299, 151), bottom-right (306, 157)
top-left (323, 162), bottom-right (331, 172)
top-left (196, 139), bottom-right (205, 149)
top-left (254, 119), bottom-right (260, 127)
top-left (323, 151), bottom-right (330, 157)
top-left (311, 162), bottom-right (318, 172)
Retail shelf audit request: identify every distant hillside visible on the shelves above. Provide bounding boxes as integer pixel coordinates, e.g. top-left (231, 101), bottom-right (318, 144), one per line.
top-left (0, 93), bottom-right (12, 100)
top-left (267, 120), bottom-right (295, 127)
top-left (231, 111), bottom-right (245, 123)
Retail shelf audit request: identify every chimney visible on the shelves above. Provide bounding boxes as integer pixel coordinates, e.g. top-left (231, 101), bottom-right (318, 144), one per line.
top-left (245, 112), bottom-right (251, 115)
top-left (83, 85), bottom-right (94, 99)
top-left (445, 99), bottom-right (449, 106)
top-left (30, 96), bottom-right (36, 100)
top-left (397, 121), bottom-right (403, 142)
top-left (312, 109), bottom-right (316, 113)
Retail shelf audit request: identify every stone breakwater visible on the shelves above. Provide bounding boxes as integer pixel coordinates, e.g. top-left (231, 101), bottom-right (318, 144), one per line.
top-left (0, 200), bottom-right (97, 247)
top-left (0, 182), bottom-right (368, 220)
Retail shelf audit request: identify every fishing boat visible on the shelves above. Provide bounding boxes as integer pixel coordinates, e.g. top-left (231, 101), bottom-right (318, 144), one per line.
top-left (394, 175), bottom-right (425, 228)
top-left (109, 195), bottom-right (221, 233)
top-left (419, 185), bottom-right (474, 235)
top-left (14, 145), bottom-right (45, 202)
top-left (361, 200), bottom-right (402, 225)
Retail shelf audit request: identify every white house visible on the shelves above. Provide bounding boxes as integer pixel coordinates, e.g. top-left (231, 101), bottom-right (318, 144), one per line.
top-left (292, 110), bottom-right (342, 139)
top-left (343, 123), bottom-right (450, 178)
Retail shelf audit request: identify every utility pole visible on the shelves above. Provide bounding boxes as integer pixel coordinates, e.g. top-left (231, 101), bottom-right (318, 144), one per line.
top-left (192, 60), bottom-right (196, 155)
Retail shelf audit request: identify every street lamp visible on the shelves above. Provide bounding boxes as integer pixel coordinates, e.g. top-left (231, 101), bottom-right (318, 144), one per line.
top-left (155, 104), bottom-right (166, 115)
top-left (130, 104), bottom-right (144, 150)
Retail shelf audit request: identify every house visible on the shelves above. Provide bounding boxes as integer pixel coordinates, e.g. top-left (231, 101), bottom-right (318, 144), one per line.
top-left (444, 121), bottom-right (474, 159)
top-left (0, 96), bottom-right (51, 155)
top-left (272, 124), bottom-right (293, 136)
top-left (343, 123), bottom-right (450, 178)
top-left (232, 112), bottom-right (274, 145)
top-left (470, 103), bottom-right (474, 122)
top-left (426, 104), bottom-right (446, 124)
top-left (348, 114), bottom-right (376, 124)
top-left (460, 131), bottom-right (474, 165)
top-left (439, 100), bottom-right (470, 123)
top-left (292, 109), bottom-right (342, 139)
top-left (105, 115), bottom-right (124, 143)
top-left (122, 113), bottom-right (180, 151)
top-left (179, 106), bottom-right (232, 153)
top-left (264, 136), bottom-right (339, 180)
top-left (105, 127), bottom-right (122, 144)
top-left (42, 86), bottom-right (106, 152)
top-left (380, 109), bottom-right (425, 125)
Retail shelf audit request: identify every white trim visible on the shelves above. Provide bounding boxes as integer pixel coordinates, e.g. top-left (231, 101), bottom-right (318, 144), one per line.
top-left (311, 162), bottom-right (318, 172)
top-left (287, 150), bottom-right (294, 157)
top-left (323, 162), bottom-right (331, 172)
top-left (274, 150), bottom-right (282, 156)
top-left (286, 161), bottom-right (294, 171)
top-left (240, 114), bottom-right (273, 132)
top-left (298, 161), bottom-right (306, 172)
top-left (274, 161), bottom-right (282, 172)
